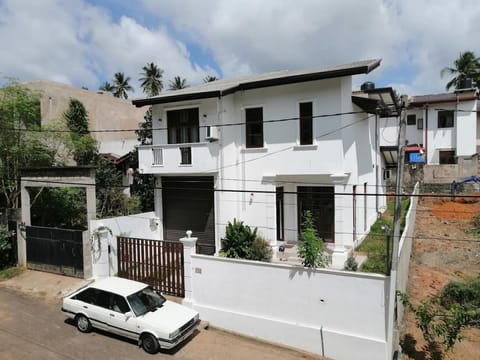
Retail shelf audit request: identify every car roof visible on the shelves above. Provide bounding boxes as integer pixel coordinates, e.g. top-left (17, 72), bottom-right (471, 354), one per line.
top-left (89, 277), bottom-right (147, 297)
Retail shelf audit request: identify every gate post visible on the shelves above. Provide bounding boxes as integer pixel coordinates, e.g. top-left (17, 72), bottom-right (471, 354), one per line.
top-left (180, 230), bottom-right (197, 308)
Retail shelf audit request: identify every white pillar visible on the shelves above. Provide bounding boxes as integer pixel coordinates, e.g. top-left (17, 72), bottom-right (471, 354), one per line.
top-left (180, 230), bottom-right (197, 308)
top-left (331, 183), bottom-right (350, 269)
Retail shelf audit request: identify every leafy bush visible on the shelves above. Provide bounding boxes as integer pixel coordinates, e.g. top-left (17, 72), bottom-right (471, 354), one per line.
top-left (297, 211), bottom-right (328, 268)
top-left (220, 219), bottom-right (272, 262)
top-left (440, 277), bottom-right (480, 309)
top-left (344, 254), bottom-right (358, 271)
top-left (248, 237), bottom-right (272, 262)
top-left (0, 225), bottom-right (13, 270)
top-left (221, 219), bottom-right (257, 259)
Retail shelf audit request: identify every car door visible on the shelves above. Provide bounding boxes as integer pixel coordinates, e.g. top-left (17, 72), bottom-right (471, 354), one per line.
top-left (73, 288), bottom-right (110, 331)
top-left (105, 293), bottom-right (140, 340)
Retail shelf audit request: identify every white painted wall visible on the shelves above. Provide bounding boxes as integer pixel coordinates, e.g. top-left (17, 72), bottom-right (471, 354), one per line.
top-left (456, 98), bottom-right (477, 157)
top-left (187, 255), bottom-right (389, 360)
top-left (89, 212), bottom-right (160, 278)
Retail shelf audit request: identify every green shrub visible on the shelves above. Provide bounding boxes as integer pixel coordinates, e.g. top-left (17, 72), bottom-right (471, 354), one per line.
top-left (247, 237), bottom-right (272, 262)
top-left (297, 211), bottom-right (328, 268)
top-left (440, 277), bottom-right (480, 309)
top-left (344, 254), bottom-right (358, 271)
top-left (0, 225), bottom-right (13, 270)
top-left (221, 218), bottom-right (257, 259)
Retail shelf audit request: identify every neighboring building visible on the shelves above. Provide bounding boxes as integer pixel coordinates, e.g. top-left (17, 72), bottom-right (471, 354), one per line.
top-left (24, 80), bottom-right (146, 161)
top-left (133, 59), bottom-right (397, 267)
top-left (380, 86), bottom-right (479, 185)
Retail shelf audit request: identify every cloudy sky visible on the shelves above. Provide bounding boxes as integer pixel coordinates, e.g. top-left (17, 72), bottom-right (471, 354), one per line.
top-left (1, 0), bottom-right (479, 97)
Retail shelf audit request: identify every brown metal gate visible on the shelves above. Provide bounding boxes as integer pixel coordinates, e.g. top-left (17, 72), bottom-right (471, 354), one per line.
top-left (117, 237), bottom-right (184, 297)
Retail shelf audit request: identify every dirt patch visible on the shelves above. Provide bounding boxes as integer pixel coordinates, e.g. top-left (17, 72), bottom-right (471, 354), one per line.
top-left (400, 194), bottom-right (480, 359)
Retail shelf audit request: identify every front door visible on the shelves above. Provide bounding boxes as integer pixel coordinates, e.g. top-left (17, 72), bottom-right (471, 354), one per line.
top-left (297, 186), bottom-right (334, 242)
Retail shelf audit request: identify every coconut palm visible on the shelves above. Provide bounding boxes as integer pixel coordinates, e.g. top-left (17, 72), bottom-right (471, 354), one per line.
top-left (112, 72), bottom-right (134, 99)
top-left (441, 51), bottom-right (480, 91)
top-left (139, 62), bottom-right (164, 97)
top-left (99, 81), bottom-right (114, 93)
top-left (168, 76), bottom-right (188, 90)
top-left (203, 75), bottom-right (218, 83)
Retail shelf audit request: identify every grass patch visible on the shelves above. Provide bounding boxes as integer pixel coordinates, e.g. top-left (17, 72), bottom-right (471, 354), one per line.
top-left (0, 266), bottom-right (24, 280)
top-left (357, 197), bottom-right (410, 274)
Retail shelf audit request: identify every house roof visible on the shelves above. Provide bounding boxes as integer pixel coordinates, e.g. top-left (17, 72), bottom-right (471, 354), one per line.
top-left (409, 90), bottom-right (478, 107)
top-left (352, 86), bottom-right (400, 118)
top-left (132, 59), bottom-right (381, 107)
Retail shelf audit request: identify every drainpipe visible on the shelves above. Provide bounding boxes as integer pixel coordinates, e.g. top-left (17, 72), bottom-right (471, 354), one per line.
top-left (215, 95), bottom-right (224, 255)
top-left (424, 106), bottom-right (428, 164)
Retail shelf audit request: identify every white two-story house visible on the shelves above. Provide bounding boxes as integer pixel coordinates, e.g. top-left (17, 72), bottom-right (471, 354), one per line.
top-left (380, 86), bottom-right (478, 184)
top-left (133, 59), bottom-right (395, 267)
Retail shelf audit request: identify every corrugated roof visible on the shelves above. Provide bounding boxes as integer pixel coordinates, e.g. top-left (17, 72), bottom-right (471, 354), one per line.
top-left (410, 90), bottom-right (477, 107)
top-left (132, 59), bottom-right (381, 107)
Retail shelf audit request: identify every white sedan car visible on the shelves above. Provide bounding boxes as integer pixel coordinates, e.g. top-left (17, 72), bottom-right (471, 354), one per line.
top-left (62, 276), bottom-right (200, 354)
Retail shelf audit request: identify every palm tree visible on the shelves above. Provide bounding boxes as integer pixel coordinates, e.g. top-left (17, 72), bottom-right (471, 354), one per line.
top-left (139, 62), bottom-right (164, 97)
top-left (441, 51), bottom-right (480, 91)
top-left (203, 75), bottom-right (218, 83)
top-left (99, 81), bottom-right (114, 93)
top-left (112, 72), bottom-right (134, 99)
top-left (168, 76), bottom-right (188, 90)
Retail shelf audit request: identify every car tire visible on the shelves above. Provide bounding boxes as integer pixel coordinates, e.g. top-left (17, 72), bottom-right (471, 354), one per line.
top-left (75, 314), bottom-right (92, 333)
top-left (141, 333), bottom-right (160, 354)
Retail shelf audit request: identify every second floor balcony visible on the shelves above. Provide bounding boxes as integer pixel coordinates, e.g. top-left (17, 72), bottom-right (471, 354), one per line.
top-left (138, 142), bottom-right (219, 175)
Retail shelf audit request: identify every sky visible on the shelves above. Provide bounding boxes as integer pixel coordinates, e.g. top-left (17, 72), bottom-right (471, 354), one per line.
top-left (1, 0), bottom-right (479, 98)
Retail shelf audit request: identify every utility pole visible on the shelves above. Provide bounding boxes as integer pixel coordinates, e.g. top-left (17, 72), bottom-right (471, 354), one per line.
top-left (386, 94), bottom-right (408, 358)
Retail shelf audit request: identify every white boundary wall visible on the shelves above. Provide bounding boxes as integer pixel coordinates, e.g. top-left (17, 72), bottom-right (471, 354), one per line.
top-left (187, 255), bottom-right (389, 360)
top-left (89, 212), bottom-right (161, 278)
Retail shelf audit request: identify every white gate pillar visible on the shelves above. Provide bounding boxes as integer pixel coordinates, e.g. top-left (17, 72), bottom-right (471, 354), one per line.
top-left (180, 230), bottom-right (197, 308)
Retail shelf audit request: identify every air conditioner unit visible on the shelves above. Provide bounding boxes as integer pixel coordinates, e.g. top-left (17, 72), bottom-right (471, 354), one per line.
top-left (205, 126), bottom-right (219, 141)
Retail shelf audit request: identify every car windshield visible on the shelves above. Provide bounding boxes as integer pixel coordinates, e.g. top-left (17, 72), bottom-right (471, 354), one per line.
top-left (127, 287), bottom-right (167, 316)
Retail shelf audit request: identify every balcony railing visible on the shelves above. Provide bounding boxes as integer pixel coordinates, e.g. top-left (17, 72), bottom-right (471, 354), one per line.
top-left (138, 142), bottom-right (218, 174)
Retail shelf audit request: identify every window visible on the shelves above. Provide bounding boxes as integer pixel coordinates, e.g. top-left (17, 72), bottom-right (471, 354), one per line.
top-left (439, 150), bottom-right (456, 164)
top-left (245, 107), bottom-right (263, 148)
top-left (167, 108), bottom-right (199, 144)
top-left (180, 147), bottom-right (192, 165)
top-left (407, 114), bottom-right (416, 126)
top-left (299, 102), bottom-right (313, 145)
top-left (74, 288), bottom-right (109, 308)
top-left (417, 118), bottom-right (423, 130)
top-left (438, 110), bottom-right (454, 128)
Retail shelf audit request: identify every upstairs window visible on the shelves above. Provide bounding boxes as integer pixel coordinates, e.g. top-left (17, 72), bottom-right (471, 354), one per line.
top-left (245, 107), bottom-right (263, 148)
top-left (437, 110), bottom-right (454, 128)
top-left (407, 114), bottom-right (416, 126)
top-left (167, 108), bottom-right (199, 144)
top-left (299, 102), bottom-right (313, 145)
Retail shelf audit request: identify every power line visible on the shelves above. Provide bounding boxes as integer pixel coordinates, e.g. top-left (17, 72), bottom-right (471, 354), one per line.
top-left (0, 109), bottom-right (370, 134)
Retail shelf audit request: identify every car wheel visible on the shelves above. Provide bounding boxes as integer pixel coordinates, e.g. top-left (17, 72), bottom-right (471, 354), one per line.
top-left (75, 314), bottom-right (92, 333)
top-left (141, 333), bottom-right (160, 354)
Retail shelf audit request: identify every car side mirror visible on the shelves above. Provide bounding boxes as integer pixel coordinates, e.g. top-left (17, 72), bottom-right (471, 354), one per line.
top-left (125, 311), bottom-right (133, 320)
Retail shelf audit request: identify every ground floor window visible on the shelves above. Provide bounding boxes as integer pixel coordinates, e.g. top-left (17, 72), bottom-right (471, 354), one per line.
top-left (439, 150), bottom-right (456, 164)
top-left (297, 186), bottom-right (334, 242)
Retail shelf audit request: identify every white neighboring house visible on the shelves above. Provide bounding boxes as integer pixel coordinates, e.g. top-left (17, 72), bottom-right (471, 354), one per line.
top-left (133, 59), bottom-right (395, 267)
top-left (380, 86), bottom-right (478, 183)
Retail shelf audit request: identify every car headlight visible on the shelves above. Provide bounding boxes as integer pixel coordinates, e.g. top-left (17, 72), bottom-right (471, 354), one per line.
top-left (170, 329), bottom-right (180, 339)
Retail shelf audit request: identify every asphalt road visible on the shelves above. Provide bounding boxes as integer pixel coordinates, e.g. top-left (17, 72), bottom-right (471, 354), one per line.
top-left (0, 285), bottom-right (322, 360)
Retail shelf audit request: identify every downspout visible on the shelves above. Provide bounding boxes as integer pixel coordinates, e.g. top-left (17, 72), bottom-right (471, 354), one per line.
top-left (215, 95), bottom-right (224, 255)
top-left (375, 112), bottom-right (379, 214)
top-left (424, 106), bottom-right (428, 164)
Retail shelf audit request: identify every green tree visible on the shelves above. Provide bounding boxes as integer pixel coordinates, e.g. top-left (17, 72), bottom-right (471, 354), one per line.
top-left (63, 98), bottom-right (98, 165)
top-left (441, 51), bottom-right (480, 90)
top-left (112, 72), bottom-right (134, 99)
top-left (168, 76), bottom-right (188, 90)
top-left (99, 81), bottom-right (114, 93)
top-left (139, 62), bottom-right (164, 97)
top-left (0, 80), bottom-right (56, 209)
top-left (297, 210), bottom-right (328, 268)
top-left (203, 75), bottom-right (218, 83)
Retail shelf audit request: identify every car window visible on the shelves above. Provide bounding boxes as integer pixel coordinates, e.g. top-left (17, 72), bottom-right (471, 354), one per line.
top-left (73, 288), bottom-right (97, 304)
top-left (73, 288), bottom-right (109, 308)
top-left (127, 287), bottom-right (166, 316)
top-left (109, 293), bottom-right (130, 314)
